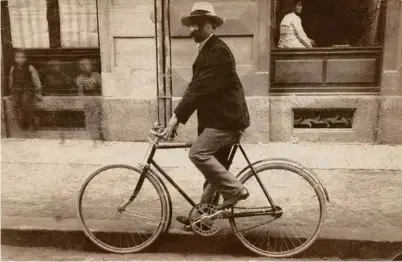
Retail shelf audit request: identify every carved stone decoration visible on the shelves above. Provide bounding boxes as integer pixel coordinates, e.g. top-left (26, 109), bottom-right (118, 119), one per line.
top-left (293, 109), bottom-right (355, 129)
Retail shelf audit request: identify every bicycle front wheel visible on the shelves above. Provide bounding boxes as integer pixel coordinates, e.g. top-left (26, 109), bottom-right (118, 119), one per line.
top-left (77, 164), bottom-right (170, 254)
top-left (230, 161), bottom-right (326, 258)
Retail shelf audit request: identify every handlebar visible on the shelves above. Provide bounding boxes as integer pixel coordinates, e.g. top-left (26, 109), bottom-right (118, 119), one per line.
top-left (149, 128), bottom-right (165, 138)
top-left (148, 122), bottom-right (193, 148)
top-left (149, 123), bottom-right (166, 141)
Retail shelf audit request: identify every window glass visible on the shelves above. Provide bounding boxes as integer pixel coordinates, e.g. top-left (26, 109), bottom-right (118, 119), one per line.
top-left (4, 0), bottom-right (102, 96)
top-left (59, 0), bottom-right (99, 47)
top-left (8, 0), bottom-right (50, 48)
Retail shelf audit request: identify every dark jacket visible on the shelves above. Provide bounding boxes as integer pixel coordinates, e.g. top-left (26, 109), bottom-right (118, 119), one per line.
top-left (174, 35), bottom-right (250, 134)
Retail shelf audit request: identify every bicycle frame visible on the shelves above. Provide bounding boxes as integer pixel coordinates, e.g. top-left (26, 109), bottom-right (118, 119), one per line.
top-left (128, 139), bottom-right (280, 214)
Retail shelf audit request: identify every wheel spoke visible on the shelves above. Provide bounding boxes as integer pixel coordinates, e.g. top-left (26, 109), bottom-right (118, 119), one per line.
top-left (230, 163), bottom-right (325, 257)
top-left (124, 210), bottom-right (164, 223)
top-left (78, 165), bottom-right (169, 253)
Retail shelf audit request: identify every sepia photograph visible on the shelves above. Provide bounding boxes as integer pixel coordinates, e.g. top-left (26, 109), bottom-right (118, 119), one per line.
top-left (1, 0), bottom-right (402, 260)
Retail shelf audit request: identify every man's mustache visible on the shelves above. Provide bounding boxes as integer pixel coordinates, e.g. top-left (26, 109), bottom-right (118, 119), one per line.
top-left (190, 31), bottom-right (199, 37)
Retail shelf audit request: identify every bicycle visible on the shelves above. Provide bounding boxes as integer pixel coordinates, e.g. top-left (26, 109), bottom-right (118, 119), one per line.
top-left (392, 251), bottom-right (402, 261)
top-left (77, 123), bottom-right (330, 258)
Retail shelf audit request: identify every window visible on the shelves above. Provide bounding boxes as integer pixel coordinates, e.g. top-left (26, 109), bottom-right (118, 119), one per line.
top-left (1, 0), bottom-right (102, 96)
top-left (270, 0), bottom-right (387, 93)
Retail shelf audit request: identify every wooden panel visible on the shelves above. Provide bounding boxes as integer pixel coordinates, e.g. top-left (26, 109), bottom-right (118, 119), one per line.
top-left (270, 47), bottom-right (382, 92)
top-left (274, 59), bottom-right (323, 84)
top-left (171, 37), bottom-right (253, 67)
top-left (110, 5), bottom-right (155, 37)
top-left (326, 59), bottom-right (376, 84)
top-left (113, 37), bottom-right (156, 68)
top-left (173, 66), bottom-right (254, 97)
top-left (170, 2), bottom-right (255, 36)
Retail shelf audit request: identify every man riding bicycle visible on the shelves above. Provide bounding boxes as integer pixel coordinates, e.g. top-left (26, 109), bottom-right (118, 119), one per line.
top-left (162, 2), bottom-right (251, 227)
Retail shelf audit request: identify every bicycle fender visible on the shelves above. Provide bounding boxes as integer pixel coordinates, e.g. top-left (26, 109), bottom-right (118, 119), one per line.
top-left (235, 158), bottom-right (330, 202)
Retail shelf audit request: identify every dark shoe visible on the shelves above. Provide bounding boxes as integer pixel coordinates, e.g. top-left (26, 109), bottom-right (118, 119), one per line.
top-left (176, 215), bottom-right (190, 226)
top-left (217, 188), bottom-right (249, 210)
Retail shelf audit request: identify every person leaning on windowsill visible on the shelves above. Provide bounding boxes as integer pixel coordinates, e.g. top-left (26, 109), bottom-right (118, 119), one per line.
top-left (278, 0), bottom-right (315, 48)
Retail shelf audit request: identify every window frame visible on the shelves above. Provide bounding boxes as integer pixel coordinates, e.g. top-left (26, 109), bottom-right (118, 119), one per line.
top-left (269, 0), bottom-right (388, 93)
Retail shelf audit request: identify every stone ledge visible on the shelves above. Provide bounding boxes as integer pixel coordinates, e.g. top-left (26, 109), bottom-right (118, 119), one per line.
top-left (2, 216), bottom-right (402, 259)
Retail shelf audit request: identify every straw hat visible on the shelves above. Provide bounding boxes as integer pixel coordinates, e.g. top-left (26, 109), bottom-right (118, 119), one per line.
top-left (181, 2), bottom-right (224, 27)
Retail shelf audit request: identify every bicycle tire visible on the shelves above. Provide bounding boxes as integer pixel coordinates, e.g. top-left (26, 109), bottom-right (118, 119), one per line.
top-left (230, 161), bottom-right (326, 258)
top-left (77, 164), bottom-right (171, 254)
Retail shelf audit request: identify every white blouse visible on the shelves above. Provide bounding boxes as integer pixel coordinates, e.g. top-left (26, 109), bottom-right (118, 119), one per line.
top-left (278, 12), bottom-right (312, 48)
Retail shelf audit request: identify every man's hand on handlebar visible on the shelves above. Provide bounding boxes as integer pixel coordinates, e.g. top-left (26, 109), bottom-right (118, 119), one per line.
top-left (161, 114), bottom-right (179, 139)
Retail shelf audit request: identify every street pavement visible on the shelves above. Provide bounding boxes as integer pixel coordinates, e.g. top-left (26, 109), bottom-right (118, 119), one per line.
top-left (3, 244), bottom-right (402, 261)
top-left (1, 138), bottom-right (402, 259)
top-left (0, 245), bottom-right (346, 261)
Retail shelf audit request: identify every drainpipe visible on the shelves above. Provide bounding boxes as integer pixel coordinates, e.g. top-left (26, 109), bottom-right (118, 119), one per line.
top-left (163, 0), bottom-right (172, 123)
top-left (154, 0), bottom-right (172, 127)
top-left (154, 0), bottom-right (166, 126)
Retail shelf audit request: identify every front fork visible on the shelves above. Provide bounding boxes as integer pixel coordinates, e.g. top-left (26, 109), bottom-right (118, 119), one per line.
top-left (117, 165), bottom-right (149, 212)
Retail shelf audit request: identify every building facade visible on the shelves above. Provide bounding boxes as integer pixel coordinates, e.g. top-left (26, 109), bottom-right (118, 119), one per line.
top-left (1, 0), bottom-right (402, 144)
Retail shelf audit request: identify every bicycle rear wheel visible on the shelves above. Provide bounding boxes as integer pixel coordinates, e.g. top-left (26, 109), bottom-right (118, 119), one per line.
top-left (230, 161), bottom-right (326, 258)
top-left (77, 164), bottom-right (170, 253)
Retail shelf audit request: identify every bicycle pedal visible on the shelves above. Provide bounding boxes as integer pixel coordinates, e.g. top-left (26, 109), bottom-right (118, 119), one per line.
top-left (184, 225), bottom-right (192, 231)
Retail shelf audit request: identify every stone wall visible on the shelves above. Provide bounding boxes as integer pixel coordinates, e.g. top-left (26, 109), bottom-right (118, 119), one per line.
top-left (377, 0), bottom-right (402, 144)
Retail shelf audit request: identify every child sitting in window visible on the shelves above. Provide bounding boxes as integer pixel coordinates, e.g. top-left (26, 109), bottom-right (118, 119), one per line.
top-left (75, 58), bottom-right (101, 96)
top-left (43, 60), bottom-right (75, 95)
top-left (8, 49), bottom-right (42, 130)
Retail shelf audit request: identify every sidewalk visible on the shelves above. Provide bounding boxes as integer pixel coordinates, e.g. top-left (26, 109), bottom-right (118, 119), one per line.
top-left (1, 138), bottom-right (402, 257)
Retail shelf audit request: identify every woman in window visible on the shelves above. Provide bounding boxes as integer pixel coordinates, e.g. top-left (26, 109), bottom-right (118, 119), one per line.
top-left (278, 0), bottom-right (315, 48)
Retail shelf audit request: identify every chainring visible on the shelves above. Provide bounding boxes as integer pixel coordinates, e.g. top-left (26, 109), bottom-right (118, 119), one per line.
top-left (188, 203), bottom-right (223, 236)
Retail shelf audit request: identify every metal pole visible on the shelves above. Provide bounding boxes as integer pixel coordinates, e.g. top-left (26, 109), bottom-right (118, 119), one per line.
top-left (163, 0), bottom-right (172, 121)
top-left (155, 0), bottom-right (166, 126)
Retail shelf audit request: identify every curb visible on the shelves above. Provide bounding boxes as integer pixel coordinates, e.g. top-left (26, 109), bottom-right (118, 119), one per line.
top-left (2, 226), bottom-right (402, 259)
